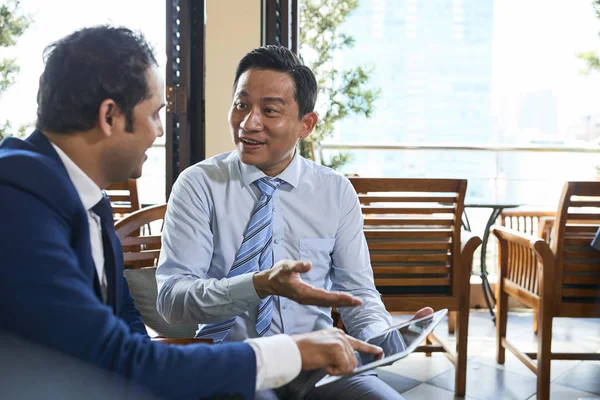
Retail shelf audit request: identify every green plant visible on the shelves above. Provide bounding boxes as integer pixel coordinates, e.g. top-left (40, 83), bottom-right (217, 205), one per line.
top-left (299, 0), bottom-right (379, 170)
top-left (0, 0), bottom-right (32, 141)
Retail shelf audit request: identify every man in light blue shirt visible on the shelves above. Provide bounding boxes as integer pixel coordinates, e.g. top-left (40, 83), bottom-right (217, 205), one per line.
top-left (157, 46), bottom-right (423, 399)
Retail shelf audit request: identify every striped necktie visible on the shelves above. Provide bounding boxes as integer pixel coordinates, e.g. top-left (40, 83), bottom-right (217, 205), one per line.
top-left (196, 177), bottom-right (282, 343)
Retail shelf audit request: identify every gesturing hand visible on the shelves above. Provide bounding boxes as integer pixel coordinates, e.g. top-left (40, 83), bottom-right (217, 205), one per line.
top-left (291, 328), bottom-right (384, 375)
top-left (253, 259), bottom-right (363, 307)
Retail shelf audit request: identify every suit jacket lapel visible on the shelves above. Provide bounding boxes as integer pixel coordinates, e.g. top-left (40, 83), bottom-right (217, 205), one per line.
top-left (26, 130), bottom-right (107, 305)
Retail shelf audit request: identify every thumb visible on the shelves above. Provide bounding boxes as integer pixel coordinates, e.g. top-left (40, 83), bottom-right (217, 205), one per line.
top-left (288, 260), bottom-right (312, 274)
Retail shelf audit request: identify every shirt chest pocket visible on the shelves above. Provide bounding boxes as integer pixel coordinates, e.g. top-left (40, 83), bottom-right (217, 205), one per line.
top-left (298, 238), bottom-right (336, 283)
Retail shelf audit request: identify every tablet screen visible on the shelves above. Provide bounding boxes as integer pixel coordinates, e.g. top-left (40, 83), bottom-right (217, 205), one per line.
top-left (358, 311), bottom-right (439, 366)
top-left (315, 309), bottom-right (448, 387)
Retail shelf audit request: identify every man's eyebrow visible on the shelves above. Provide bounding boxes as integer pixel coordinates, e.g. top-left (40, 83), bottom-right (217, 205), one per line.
top-left (234, 92), bottom-right (285, 105)
top-left (262, 97), bottom-right (285, 105)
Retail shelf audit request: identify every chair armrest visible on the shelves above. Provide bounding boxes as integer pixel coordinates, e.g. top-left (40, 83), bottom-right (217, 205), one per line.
top-left (460, 230), bottom-right (482, 268)
top-left (538, 216), bottom-right (555, 243)
top-left (151, 337), bottom-right (214, 345)
top-left (491, 225), bottom-right (554, 298)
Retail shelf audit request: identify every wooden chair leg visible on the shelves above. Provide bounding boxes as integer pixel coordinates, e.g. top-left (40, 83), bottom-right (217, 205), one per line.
top-left (533, 310), bottom-right (538, 335)
top-left (455, 310), bottom-right (469, 397)
top-left (448, 311), bottom-right (456, 334)
top-left (536, 305), bottom-right (553, 400)
top-left (425, 336), bottom-right (432, 357)
top-left (496, 280), bottom-right (508, 364)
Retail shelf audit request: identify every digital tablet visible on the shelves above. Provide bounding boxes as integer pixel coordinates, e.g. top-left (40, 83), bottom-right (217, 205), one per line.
top-left (315, 308), bottom-right (448, 388)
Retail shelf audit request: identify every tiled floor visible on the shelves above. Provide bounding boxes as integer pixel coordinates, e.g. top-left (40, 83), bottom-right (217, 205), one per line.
top-left (377, 310), bottom-right (600, 399)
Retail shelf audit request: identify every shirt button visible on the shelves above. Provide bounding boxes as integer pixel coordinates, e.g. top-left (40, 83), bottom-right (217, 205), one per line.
top-left (274, 239), bottom-right (280, 244)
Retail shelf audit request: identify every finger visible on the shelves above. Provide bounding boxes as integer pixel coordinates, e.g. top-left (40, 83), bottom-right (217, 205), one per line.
top-left (288, 260), bottom-right (312, 274)
top-left (295, 286), bottom-right (363, 306)
top-left (345, 335), bottom-right (384, 358)
top-left (410, 307), bottom-right (434, 321)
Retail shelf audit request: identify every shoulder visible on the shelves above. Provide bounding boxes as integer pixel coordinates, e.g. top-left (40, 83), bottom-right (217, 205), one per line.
top-left (177, 151), bottom-right (238, 188)
top-left (0, 145), bottom-right (78, 213)
top-left (299, 156), bottom-right (354, 192)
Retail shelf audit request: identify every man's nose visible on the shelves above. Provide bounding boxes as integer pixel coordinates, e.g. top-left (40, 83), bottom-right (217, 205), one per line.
top-left (240, 108), bottom-right (263, 132)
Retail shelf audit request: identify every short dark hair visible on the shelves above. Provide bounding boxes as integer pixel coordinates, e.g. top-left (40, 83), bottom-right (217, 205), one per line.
top-left (36, 25), bottom-right (157, 134)
top-left (233, 45), bottom-right (317, 118)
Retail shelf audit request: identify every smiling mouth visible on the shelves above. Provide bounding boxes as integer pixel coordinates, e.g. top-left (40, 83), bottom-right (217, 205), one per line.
top-left (240, 137), bottom-right (265, 147)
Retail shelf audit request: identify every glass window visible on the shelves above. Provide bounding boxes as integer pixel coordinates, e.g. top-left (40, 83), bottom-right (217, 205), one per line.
top-left (1, 0), bottom-right (166, 204)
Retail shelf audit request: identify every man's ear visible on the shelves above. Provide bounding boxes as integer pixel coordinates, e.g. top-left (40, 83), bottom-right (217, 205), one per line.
top-left (98, 99), bottom-right (120, 137)
top-left (299, 112), bottom-right (318, 139)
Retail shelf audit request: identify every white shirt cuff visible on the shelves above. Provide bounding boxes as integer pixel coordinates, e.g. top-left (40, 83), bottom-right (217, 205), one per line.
top-left (245, 334), bottom-right (302, 391)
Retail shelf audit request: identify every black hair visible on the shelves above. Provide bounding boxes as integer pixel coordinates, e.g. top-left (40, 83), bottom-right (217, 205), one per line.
top-left (233, 45), bottom-right (317, 118)
top-left (36, 25), bottom-right (157, 133)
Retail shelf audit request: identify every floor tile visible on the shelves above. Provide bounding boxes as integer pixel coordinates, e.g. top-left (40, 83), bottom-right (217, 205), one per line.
top-left (473, 347), bottom-right (581, 381)
top-left (401, 383), bottom-right (480, 400)
top-left (428, 362), bottom-right (537, 400)
top-left (380, 353), bottom-right (454, 382)
top-left (554, 363), bottom-right (600, 395)
top-left (525, 383), bottom-right (600, 400)
top-left (375, 368), bottom-right (421, 394)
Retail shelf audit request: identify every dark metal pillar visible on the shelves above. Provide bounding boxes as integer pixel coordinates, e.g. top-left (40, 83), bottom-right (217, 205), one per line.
top-left (262, 0), bottom-right (298, 53)
top-left (165, 0), bottom-right (206, 199)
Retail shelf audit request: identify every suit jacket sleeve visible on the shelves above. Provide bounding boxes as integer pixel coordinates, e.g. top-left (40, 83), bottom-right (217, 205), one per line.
top-left (119, 275), bottom-right (148, 335)
top-left (0, 156), bottom-right (257, 400)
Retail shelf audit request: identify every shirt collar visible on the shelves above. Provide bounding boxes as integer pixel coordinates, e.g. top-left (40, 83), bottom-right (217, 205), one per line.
top-left (238, 150), bottom-right (302, 189)
top-left (51, 143), bottom-right (103, 211)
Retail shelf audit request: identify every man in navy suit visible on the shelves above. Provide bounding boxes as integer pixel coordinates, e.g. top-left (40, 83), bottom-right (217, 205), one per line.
top-left (0, 25), bottom-right (383, 400)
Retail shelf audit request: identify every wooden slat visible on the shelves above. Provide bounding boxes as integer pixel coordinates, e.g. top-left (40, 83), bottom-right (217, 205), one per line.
top-left (566, 213), bottom-right (600, 221)
top-left (363, 217), bottom-right (454, 226)
top-left (564, 237), bottom-right (598, 246)
top-left (570, 182), bottom-right (600, 196)
top-left (350, 177), bottom-right (464, 194)
top-left (360, 206), bottom-right (455, 214)
top-left (367, 241), bottom-right (450, 250)
top-left (124, 250), bottom-right (160, 262)
top-left (561, 287), bottom-right (600, 297)
top-left (563, 263), bottom-right (600, 273)
top-left (375, 277), bottom-right (450, 286)
top-left (372, 266), bottom-right (450, 274)
top-left (109, 195), bottom-right (132, 202)
top-left (358, 195), bottom-right (457, 204)
top-left (364, 229), bottom-right (453, 239)
top-left (371, 253), bottom-right (449, 262)
top-left (121, 236), bottom-right (161, 246)
top-left (565, 225), bottom-right (600, 234)
top-left (569, 201), bottom-right (600, 207)
top-left (564, 249), bottom-right (600, 259)
top-left (562, 275), bottom-right (600, 285)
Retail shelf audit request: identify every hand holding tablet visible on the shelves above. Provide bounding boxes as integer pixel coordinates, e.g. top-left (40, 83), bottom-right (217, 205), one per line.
top-left (315, 308), bottom-right (448, 387)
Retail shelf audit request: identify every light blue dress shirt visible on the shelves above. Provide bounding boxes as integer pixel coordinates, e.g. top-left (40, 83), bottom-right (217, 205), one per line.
top-left (156, 151), bottom-right (392, 342)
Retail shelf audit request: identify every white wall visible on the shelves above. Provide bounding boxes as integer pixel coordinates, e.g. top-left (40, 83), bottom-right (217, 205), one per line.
top-left (205, 0), bottom-right (262, 157)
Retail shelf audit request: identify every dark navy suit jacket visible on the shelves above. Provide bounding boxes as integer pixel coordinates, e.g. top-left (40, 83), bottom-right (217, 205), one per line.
top-left (0, 131), bottom-right (256, 400)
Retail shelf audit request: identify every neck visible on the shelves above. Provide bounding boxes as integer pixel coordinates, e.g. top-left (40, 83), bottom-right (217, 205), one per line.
top-left (44, 131), bottom-right (109, 189)
top-left (259, 149), bottom-right (296, 177)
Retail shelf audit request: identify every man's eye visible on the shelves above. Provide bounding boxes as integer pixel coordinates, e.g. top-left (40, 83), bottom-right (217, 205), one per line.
top-left (235, 103), bottom-right (247, 110)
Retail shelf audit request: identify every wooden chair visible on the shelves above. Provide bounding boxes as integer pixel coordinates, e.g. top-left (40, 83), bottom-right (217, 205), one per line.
top-left (498, 208), bottom-right (556, 333)
top-left (499, 209), bottom-right (556, 243)
top-left (115, 204), bottom-right (207, 343)
top-left (348, 177), bottom-right (481, 396)
top-left (493, 181), bottom-right (600, 400)
top-left (106, 179), bottom-right (140, 221)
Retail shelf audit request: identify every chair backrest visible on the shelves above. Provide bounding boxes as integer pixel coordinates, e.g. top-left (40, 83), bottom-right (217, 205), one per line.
top-left (106, 179), bottom-right (140, 220)
top-left (348, 177), bottom-right (467, 298)
top-left (499, 209), bottom-right (555, 238)
top-left (551, 182), bottom-right (600, 309)
top-left (115, 204), bottom-right (166, 269)
top-left (115, 204), bottom-right (198, 338)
